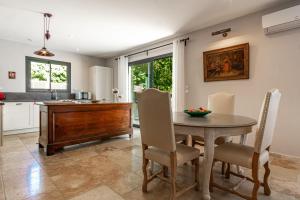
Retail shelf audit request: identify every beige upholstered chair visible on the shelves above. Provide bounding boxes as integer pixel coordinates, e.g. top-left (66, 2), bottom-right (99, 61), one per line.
top-left (137, 89), bottom-right (200, 200)
top-left (211, 89), bottom-right (281, 200)
top-left (207, 92), bottom-right (235, 114)
top-left (192, 92), bottom-right (235, 146)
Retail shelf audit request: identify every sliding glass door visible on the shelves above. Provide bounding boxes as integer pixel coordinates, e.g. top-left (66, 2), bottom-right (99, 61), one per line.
top-left (130, 54), bottom-right (172, 126)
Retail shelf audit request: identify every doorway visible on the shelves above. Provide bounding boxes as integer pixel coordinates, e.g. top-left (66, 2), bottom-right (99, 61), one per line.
top-left (129, 54), bottom-right (172, 126)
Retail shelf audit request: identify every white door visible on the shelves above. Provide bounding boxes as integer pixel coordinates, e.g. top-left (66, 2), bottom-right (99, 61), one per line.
top-left (3, 102), bottom-right (32, 131)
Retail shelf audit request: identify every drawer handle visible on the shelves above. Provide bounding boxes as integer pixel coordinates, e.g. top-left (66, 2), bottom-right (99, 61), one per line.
top-left (16, 103), bottom-right (22, 106)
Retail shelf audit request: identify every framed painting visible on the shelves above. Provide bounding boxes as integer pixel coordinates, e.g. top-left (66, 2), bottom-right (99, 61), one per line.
top-left (8, 71), bottom-right (16, 79)
top-left (203, 43), bottom-right (249, 82)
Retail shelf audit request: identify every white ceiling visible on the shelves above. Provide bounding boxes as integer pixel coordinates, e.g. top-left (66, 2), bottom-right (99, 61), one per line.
top-left (0, 0), bottom-right (287, 58)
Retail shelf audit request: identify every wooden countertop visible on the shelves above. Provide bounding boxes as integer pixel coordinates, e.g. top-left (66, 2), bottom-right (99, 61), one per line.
top-left (38, 101), bottom-right (131, 106)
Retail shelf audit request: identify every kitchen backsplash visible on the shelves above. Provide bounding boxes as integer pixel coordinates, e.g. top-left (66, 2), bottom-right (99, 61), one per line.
top-left (4, 92), bottom-right (75, 102)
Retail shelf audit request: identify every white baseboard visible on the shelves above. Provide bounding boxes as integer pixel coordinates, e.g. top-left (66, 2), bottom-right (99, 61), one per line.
top-left (4, 128), bottom-right (39, 135)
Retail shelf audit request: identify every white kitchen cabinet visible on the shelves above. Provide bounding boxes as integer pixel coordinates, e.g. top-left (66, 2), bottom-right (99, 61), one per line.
top-left (89, 66), bottom-right (113, 101)
top-left (3, 102), bottom-right (40, 135)
top-left (33, 103), bottom-right (40, 128)
top-left (3, 102), bottom-right (32, 131)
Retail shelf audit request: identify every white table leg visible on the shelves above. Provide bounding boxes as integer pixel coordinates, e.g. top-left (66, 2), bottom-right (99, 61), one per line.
top-left (231, 134), bottom-right (248, 191)
top-left (237, 134), bottom-right (248, 174)
top-left (202, 128), bottom-right (215, 200)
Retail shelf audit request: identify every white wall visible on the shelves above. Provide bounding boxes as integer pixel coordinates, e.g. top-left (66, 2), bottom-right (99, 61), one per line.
top-left (106, 2), bottom-right (300, 157)
top-left (185, 4), bottom-right (300, 157)
top-left (0, 39), bottom-right (105, 92)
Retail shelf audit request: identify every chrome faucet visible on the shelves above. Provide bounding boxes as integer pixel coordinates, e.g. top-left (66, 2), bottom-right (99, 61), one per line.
top-left (51, 89), bottom-right (58, 100)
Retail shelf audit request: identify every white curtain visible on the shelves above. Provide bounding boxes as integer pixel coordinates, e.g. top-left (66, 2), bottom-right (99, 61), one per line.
top-left (172, 39), bottom-right (185, 112)
top-left (117, 56), bottom-right (129, 102)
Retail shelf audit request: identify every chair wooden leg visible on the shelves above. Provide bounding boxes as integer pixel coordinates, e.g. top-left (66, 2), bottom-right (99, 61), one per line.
top-left (251, 154), bottom-right (260, 200)
top-left (163, 166), bottom-right (169, 177)
top-left (221, 162), bottom-right (225, 175)
top-left (170, 152), bottom-right (177, 200)
top-left (194, 158), bottom-right (200, 191)
top-left (142, 144), bottom-right (149, 193)
top-left (263, 161), bottom-right (271, 196)
top-left (142, 157), bottom-right (149, 192)
top-left (225, 163), bottom-right (231, 179)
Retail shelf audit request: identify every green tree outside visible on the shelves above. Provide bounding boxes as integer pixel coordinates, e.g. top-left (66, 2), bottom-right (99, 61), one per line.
top-left (31, 63), bottom-right (67, 83)
top-left (152, 56), bottom-right (172, 92)
top-left (131, 56), bottom-right (172, 93)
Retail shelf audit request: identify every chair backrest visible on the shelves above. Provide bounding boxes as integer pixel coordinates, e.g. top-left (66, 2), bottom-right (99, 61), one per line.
top-left (208, 92), bottom-right (235, 114)
top-left (254, 89), bottom-right (281, 153)
top-left (137, 89), bottom-right (176, 152)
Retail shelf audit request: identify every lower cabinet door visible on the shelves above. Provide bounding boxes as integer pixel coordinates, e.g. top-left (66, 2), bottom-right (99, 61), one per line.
top-left (3, 102), bottom-right (32, 131)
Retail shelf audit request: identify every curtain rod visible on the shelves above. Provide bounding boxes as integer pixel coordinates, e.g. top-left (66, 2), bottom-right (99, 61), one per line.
top-left (115, 37), bottom-right (189, 60)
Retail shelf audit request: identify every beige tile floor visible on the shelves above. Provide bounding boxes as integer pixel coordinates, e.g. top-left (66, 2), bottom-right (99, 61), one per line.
top-left (0, 128), bottom-right (299, 200)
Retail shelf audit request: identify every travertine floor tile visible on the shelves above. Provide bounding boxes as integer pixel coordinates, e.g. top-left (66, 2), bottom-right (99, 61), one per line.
top-left (49, 166), bottom-right (103, 198)
top-left (0, 131), bottom-right (298, 200)
top-left (3, 171), bottom-right (57, 200)
top-left (69, 185), bottom-right (124, 200)
top-left (23, 190), bottom-right (64, 200)
top-left (101, 171), bottom-right (142, 195)
top-left (0, 174), bottom-right (5, 200)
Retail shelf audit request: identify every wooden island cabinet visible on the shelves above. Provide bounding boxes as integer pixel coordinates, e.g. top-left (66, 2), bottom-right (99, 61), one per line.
top-left (38, 102), bottom-right (132, 155)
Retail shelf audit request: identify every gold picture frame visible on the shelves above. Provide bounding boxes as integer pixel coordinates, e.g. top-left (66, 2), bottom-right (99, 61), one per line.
top-left (203, 43), bottom-right (249, 82)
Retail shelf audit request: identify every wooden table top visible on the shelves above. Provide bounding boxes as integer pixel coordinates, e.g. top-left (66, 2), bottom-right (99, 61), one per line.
top-left (38, 101), bottom-right (132, 106)
top-left (173, 112), bottom-right (257, 128)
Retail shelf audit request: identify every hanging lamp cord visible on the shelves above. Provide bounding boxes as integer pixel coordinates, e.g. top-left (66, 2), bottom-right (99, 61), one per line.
top-left (43, 14), bottom-right (46, 47)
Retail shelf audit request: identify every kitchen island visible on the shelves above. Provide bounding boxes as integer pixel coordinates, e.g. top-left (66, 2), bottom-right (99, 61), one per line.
top-left (38, 102), bottom-right (132, 155)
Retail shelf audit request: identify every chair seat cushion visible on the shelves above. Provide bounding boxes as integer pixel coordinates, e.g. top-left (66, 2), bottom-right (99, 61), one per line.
top-left (214, 143), bottom-right (269, 168)
top-left (144, 144), bottom-right (200, 167)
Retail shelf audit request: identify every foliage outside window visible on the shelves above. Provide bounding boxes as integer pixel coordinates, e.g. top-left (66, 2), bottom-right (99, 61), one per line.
top-left (131, 63), bottom-right (149, 89)
top-left (152, 57), bottom-right (172, 92)
top-left (130, 56), bottom-right (172, 93)
top-left (26, 57), bottom-right (71, 92)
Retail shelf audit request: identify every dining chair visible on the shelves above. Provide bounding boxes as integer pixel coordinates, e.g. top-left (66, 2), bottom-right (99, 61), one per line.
top-left (211, 89), bottom-right (281, 200)
top-left (149, 134), bottom-right (188, 176)
top-left (192, 92), bottom-right (235, 146)
top-left (137, 89), bottom-right (201, 200)
top-left (192, 92), bottom-right (235, 173)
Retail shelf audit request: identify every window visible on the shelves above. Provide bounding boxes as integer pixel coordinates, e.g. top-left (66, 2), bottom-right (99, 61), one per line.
top-left (130, 53), bottom-right (172, 93)
top-left (26, 56), bottom-right (71, 92)
top-left (129, 53), bottom-right (172, 126)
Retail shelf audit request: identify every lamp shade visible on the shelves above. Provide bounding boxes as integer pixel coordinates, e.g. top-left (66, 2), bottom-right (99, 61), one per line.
top-left (34, 47), bottom-right (55, 57)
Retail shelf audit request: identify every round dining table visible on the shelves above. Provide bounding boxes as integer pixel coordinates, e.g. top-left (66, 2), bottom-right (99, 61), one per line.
top-left (173, 112), bottom-right (257, 200)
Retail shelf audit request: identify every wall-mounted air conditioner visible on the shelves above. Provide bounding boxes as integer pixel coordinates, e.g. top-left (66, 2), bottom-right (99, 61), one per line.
top-left (262, 5), bottom-right (300, 35)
